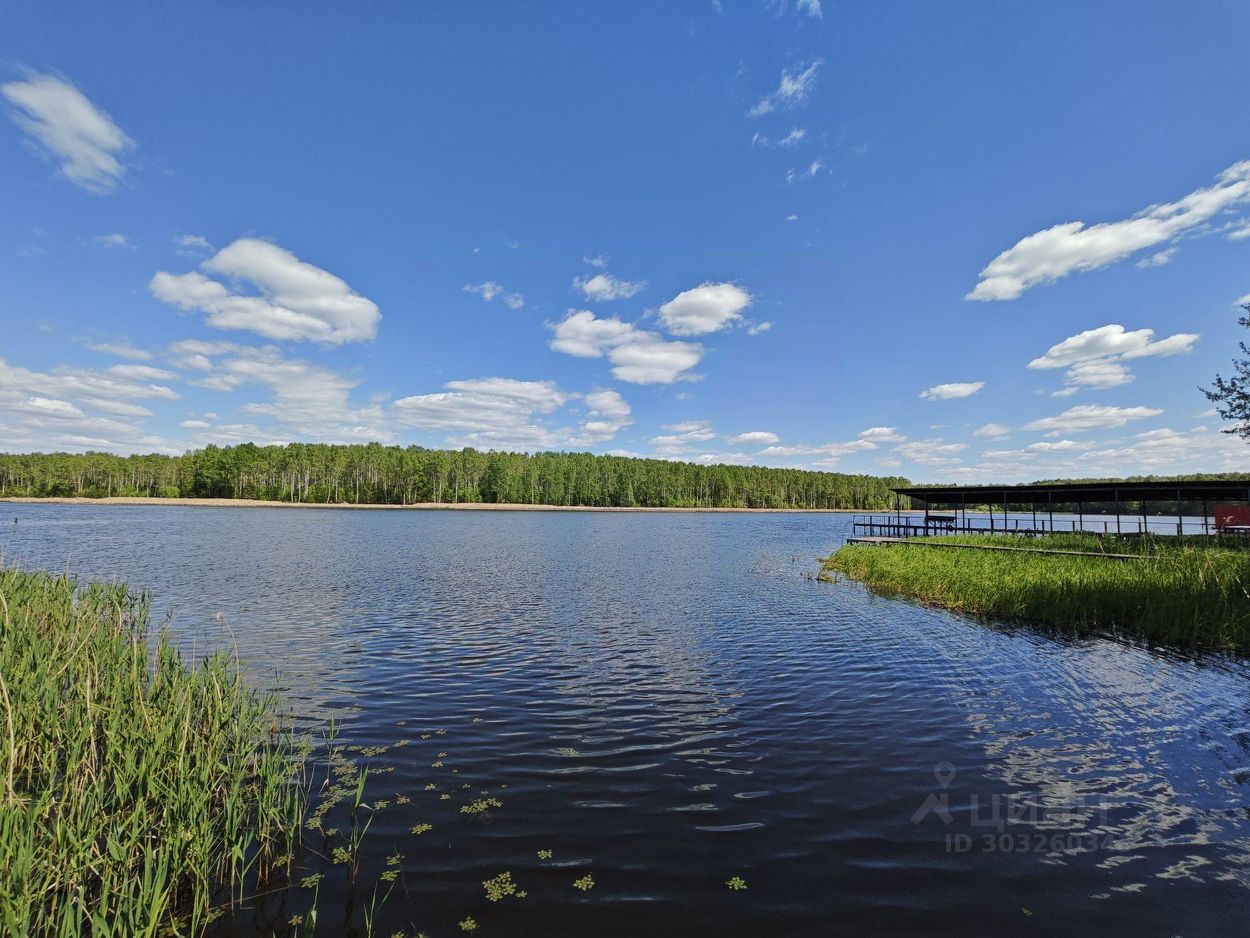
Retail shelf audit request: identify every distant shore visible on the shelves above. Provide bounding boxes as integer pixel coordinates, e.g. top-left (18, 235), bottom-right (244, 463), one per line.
top-left (0, 496), bottom-right (861, 513)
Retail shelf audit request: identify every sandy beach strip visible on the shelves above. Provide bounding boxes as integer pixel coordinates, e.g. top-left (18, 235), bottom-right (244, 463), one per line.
top-left (0, 496), bottom-right (861, 514)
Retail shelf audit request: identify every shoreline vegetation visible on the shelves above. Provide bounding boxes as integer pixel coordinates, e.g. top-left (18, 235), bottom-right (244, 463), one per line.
top-left (822, 533), bottom-right (1250, 651)
top-left (0, 444), bottom-right (908, 510)
top-left (0, 566), bottom-right (308, 934)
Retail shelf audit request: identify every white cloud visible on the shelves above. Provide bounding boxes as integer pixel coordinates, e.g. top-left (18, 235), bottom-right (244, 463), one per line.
top-left (785, 160), bottom-right (825, 185)
top-left (1024, 404), bottom-right (1163, 434)
top-left (88, 341), bottom-right (152, 361)
top-left (574, 272), bottom-right (646, 301)
top-left (109, 364), bottom-right (175, 381)
top-left (1027, 323), bottom-right (1199, 393)
top-left (748, 60), bottom-right (823, 117)
top-left (94, 233), bottom-right (133, 249)
top-left (548, 310), bottom-right (637, 357)
top-left (752, 127), bottom-right (807, 149)
top-left (657, 282), bottom-right (752, 336)
top-left (175, 234), bottom-right (212, 255)
top-left (973, 422), bottom-right (1011, 439)
top-left (167, 341), bottom-right (389, 442)
top-left (1076, 425), bottom-right (1250, 474)
top-left (1135, 247), bottom-right (1177, 268)
top-left (858, 426), bottom-right (907, 443)
top-left (465, 280), bottom-right (524, 309)
top-left (151, 238), bottom-right (381, 345)
top-left (919, 381), bottom-right (984, 400)
top-left (1, 72), bottom-right (133, 193)
top-left (652, 420), bottom-right (717, 454)
top-left (548, 310), bottom-right (703, 384)
top-left (609, 335), bottom-right (704, 384)
top-left (759, 439), bottom-right (877, 462)
top-left (464, 281), bottom-right (501, 301)
top-left (747, 321), bottom-right (773, 335)
top-left (796, 0), bottom-right (822, 16)
top-left (392, 377), bottom-right (628, 450)
top-left (785, 215), bottom-right (798, 222)
top-left (726, 430), bottom-right (780, 445)
top-left (1061, 359), bottom-right (1133, 390)
top-left (578, 389), bottom-right (633, 444)
top-left (894, 439), bottom-right (968, 465)
top-left (1228, 220), bottom-right (1250, 241)
top-left (1028, 324), bottom-right (1198, 369)
top-left (583, 254), bottom-right (609, 268)
top-left (968, 161), bottom-right (1250, 300)
top-left (0, 356), bottom-right (180, 453)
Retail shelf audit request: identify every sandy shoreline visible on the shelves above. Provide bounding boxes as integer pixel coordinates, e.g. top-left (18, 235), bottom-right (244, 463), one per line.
top-left (0, 496), bottom-right (862, 514)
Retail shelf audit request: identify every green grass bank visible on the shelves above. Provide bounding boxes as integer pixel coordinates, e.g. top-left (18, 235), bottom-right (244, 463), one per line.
top-left (822, 533), bottom-right (1250, 651)
top-left (0, 567), bottom-right (308, 935)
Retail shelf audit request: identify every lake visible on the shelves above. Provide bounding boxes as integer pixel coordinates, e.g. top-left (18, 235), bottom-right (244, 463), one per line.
top-left (4, 504), bottom-right (1249, 935)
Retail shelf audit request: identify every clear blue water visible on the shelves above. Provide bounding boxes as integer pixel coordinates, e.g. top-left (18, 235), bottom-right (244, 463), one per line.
top-left (4, 504), bottom-right (1249, 936)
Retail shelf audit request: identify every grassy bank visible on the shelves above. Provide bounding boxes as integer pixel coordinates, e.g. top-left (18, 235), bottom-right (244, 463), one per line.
top-left (0, 567), bottom-right (308, 934)
top-left (822, 533), bottom-right (1250, 650)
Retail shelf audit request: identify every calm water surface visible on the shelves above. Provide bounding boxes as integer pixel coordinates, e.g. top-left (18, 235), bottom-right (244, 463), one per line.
top-left (5, 505), bottom-right (1250, 936)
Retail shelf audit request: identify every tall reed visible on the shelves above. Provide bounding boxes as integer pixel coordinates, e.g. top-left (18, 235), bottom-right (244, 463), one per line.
top-left (0, 567), bottom-right (308, 935)
top-left (822, 534), bottom-right (1250, 650)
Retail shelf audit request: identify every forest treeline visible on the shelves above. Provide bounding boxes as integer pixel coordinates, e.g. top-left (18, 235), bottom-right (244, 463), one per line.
top-left (0, 444), bottom-right (910, 510)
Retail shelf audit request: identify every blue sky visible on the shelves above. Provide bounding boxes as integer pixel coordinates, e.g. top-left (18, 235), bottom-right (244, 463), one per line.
top-left (2, 0), bottom-right (1249, 482)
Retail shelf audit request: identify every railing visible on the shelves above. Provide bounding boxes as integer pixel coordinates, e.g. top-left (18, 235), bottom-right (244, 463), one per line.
top-left (850, 514), bottom-right (1218, 540)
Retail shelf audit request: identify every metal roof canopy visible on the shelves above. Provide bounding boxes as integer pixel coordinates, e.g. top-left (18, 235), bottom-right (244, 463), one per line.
top-left (893, 480), bottom-right (1250, 505)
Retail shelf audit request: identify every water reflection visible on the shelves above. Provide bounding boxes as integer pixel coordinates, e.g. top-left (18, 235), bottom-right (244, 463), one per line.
top-left (4, 504), bottom-right (1249, 935)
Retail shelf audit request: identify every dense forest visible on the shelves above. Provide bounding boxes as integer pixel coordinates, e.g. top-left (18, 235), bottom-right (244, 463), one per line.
top-left (0, 444), bottom-right (910, 510)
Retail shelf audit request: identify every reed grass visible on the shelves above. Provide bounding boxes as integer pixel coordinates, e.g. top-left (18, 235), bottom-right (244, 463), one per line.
top-left (822, 534), bottom-right (1250, 650)
top-left (0, 567), bottom-right (308, 935)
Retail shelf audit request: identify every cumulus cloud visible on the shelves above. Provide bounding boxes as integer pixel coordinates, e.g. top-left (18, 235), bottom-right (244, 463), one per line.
top-left (1024, 404), bottom-right (1163, 434)
top-left (1, 72), bottom-right (133, 192)
top-left (150, 238), bottom-right (381, 344)
top-left (1028, 323), bottom-right (1199, 393)
top-left (726, 430), bottom-right (780, 445)
top-left (574, 272), bottom-right (646, 301)
top-left (548, 310), bottom-right (703, 384)
top-left (166, 340), bottom-right (389, 442)
top-left (392, 377), bottom-right (629, 450)
top-left (578, 389), bottom-right (633, 444)
top-left (657, 282), bottom-right (752, 336)
top-left (747, 321), bottom-right (773, 335)
top-left (652, 420), bottom-right (718, 454)
top-left (0, 356), bottom-right (179, 453)
top-left (748, 60), bottom-right (823, 117)
top-left (968, 161), bottom-right (1250, 300)
top-left (973, 422), bottom-right (1011, 439)
top-left (919, 381), bottom-right (984, 400)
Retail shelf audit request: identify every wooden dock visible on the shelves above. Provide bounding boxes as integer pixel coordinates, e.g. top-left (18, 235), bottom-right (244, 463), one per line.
top-left (845, 536), bottom-right (1145, 560)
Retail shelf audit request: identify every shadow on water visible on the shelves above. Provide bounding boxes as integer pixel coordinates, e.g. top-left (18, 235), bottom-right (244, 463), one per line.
top-left (5, 504), bottom-right (1250, 935)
